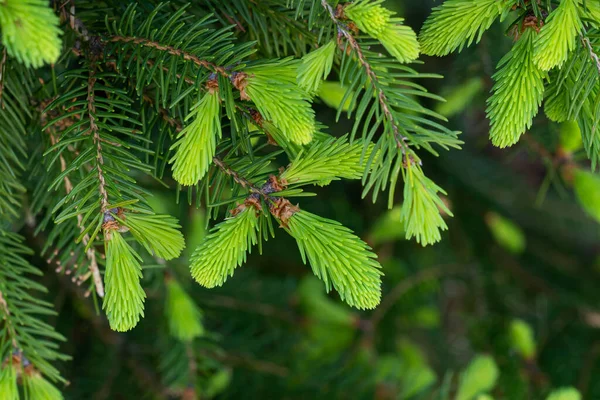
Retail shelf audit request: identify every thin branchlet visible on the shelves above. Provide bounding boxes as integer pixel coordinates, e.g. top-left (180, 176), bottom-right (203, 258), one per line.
top-left (86, 62), bottom-right (109, 213)
top-left (321, 0), bottom-right (409, 154)
top-left (109, 36), bottom-right (229, 77)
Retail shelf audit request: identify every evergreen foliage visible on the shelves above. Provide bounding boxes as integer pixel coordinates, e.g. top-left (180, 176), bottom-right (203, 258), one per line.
top-left (1, 0), bottom-right (600, 398)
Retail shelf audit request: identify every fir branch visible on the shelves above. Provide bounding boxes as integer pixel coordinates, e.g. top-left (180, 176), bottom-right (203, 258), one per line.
top-left (47, 130), bottom-right (104, 297)
top-left (190, 207), bottom-right (259, 288)
top-left (321, 0), bottom-right (408, 153)
top-left (108, 36), bottom-right (229, 77)
top-left (87, 62), bottom-right (109, 213)
top-left (285, 209), bottom-right (383, 309)
top-left (582, 35), bottom-right (600, 76)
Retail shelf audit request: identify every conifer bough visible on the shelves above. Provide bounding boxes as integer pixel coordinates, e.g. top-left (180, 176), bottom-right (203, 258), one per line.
top-left (0, 1), bottom-right (598, 397)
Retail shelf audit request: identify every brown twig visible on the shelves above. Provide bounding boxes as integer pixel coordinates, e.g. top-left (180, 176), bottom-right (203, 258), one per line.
top-left (87, 63), bottom-right (109, 213)
top-left (109, 36), bottom-right (229, 77)
top-left (46, 129), bottom-right (105, 297)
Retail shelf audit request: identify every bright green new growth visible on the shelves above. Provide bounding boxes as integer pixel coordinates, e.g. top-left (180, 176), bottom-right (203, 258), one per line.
top-left (0, 364), bottom-right (18, 400)
top-left (22, 371), bottom-right (63, 400)
top-left (533, 0), bottom-right (582, 71)
top-left (121, 213), bottom-right (185, 260)
top-left (544, 80), bottom-right (570, 123)
top-left (486, 212), bottom-right (526, 254)
top-left (297, 41), bottom-right (336, 94)
top-left (401, 166), bottom-right (452, 246)
top-left (0, 0), bottom-right (62, 68)
top-left (165, 277), bottom-right (204, 342)
top-left (344, 0), bottom-right (419, 63)
top-left (419, 0), bottom-right (513, 56)
top-left (103, 231), bottom-right (146, 332)
top-left (280, 136), bottom-right (373, 185)
top-left (244, 60), bottom-right (316, 144)
top-left (190, 207), bottom-right (259, 288)
top-left (455, 355), bottom-right (499, 400)
top-left (170, 89), bottom-right (221, 186)
top-left (546, 387), bottom-right (582, 400)
top-left (573, 168), bottom-right (600, 224)
top-left (286, 210), bottom-right (383, 310)
top-left (487, 29), bottom-right (545, 148)
top-left (509, 319), bottom-right (536, 359)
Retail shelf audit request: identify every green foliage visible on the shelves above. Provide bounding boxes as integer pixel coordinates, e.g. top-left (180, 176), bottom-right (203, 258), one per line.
top-left (280, 136), bottom-right (372, 185)
top-left (400, 165), bottom-right (452, 246)
top-left (344, 0), bottom-right (419, 63)
top-left (419, 0), bottom-right (514, 56)
top-left (533, 0), bottom-right (582, 71)
top-left (190, 207), bottom-right (259, 288)
top-left (170, 89), bottom-right (222, 186)
top-left (297, 40), bottom-right (336, 94)
top-left (286, 209), bottom-right (382, 309)
top-left (456, 355), bottom-right (499, 400)
top-left (0, 63), bottom-right (29, 219)
top-left (0, 364), bottom-right (18, 400)
top-left (487, 29), bottom-right (545, 148)
top-left (297, 276), bottom-right (356, 326)
top-left (509, 319), bottom-right (536, 359)
top-left (120, 212), bottom-right (185, 260)
top-left (0, 0), bottom-right (62, 68)
top-left (546, 387), bottom-right (581, 400)
top-left (243, 59), bottom-right (316, 144)
top-left (436, 77), bottom-right (484, 117)
top-left (486, 212), bottom-right (526, 254)
top-left (164, 277), bottom-right (204, 341)
top-left (22, 371), bottom-right (63, 400)
top-left (317, 81), bottom-right (354, 112)
top-left (0, 231), bottom-right (68, 384)
top-left (573, 167), bottom-right (600, 223)
top-left (559, 120), bottom-right (583, 152)
top-left (103, 231), bottom-right (146, 332)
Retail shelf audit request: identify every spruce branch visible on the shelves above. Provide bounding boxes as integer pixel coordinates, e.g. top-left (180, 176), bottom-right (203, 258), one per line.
top-left (87, 62), bottom-right (109, 213)
top-left (533, 0), bottom-right (582, 71)
top-left (321, 0), bottom-right (408, 154)
top-left (109, 36), bottom-right (229, 77)
top-left (190, 206), bottom-right (259, 288)
top-left (419, 0), bottom-right (515, 56)
top-left (582, 35), bottom-right (600, 76)
top-left (284, 209), bottom-right (383, 309)
top-left (46, 129), bottom-right (104, 297)
top-left (487, 28), bottom-right (546, 148)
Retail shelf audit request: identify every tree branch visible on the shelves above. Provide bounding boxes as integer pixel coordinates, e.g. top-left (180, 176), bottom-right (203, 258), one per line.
top-left (320, 0), bottom-right (409, 154)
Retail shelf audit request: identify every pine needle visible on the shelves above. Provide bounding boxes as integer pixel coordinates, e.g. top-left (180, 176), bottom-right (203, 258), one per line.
top-left (165, 277), bottom-right (204, 342)
top-left (286, 210), bottom-right (382, 310)
top-left (297, 41), bottom-right (336, 94)
top-left (103, 231), bottom-right (146, 332)
top-left (190, 207), bottom-right (259, 288)
top-left (0, 0), bottom-right (62, 68)
top-left (244, 60), bottom-right (316, 144)
top-left (419, 0), bottom-right (513, 56)
top-left (487, 29), bottom-right (546, 148)
top-left (533, 0), bottom-right (582, 71)
top-left (170, 89), bottom-right (222, 186)
top-left (120, 212), bottom-right (185, 260)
